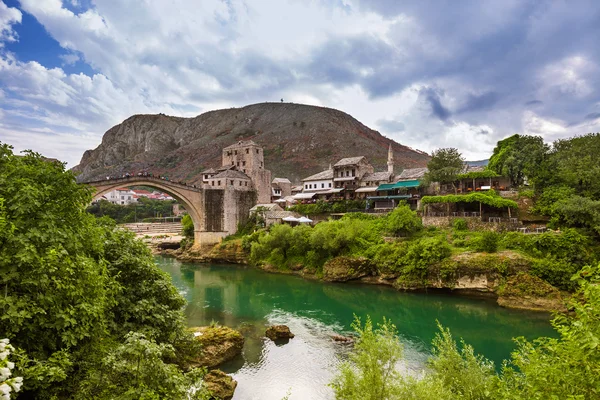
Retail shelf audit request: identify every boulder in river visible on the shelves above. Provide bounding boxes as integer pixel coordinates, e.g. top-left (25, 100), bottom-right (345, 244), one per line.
top-left (203, 369), bottom-right (237, 400)
top-left (189, 325), bottom-right (244, 368)
top-left (331, 334), bottom-right (354, 344)
top-left (265, 325), bottom-right (295, 341)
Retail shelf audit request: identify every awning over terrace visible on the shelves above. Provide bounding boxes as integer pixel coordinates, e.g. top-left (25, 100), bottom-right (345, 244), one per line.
top-left (355, 187), bottom-right (378, 193)
top-left (321, 188), bottom-right (344, 194)
top-left (366, 195), bottom-right (411, 200)
top-left (293, 193), bottom-right (316, 200)
top-left (376, 180), bottom-right (421, 191)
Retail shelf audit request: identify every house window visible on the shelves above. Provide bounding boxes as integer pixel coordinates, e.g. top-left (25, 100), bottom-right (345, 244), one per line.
top-left (305, 184), bottom-right (308, 189)
top-left (211, 181), bottom-right (214, 186)
top-left (352, 169), bottom-right (355, 176)
top-left (256, 149), bottom-right (259, 154)
top-left (242, 161), bottom-right (246, 166)
top-left (239, 181), bottom-right (242, 186)
top-left (246, 148), bottom-right (249, 154)
top-left (234, 150), bottom-right (237, 155)
top-left (321, 183), bottom-right (324, 188)
top-left (230, 180), bottom-right (234, 185)
top-left (346, 171), bottom-right (350, 177)
top-left (260, 162), bottom-right (263, 167)
top-left (245, 182), bottom-right (248, 186)
top-left (121, 196), bottom-right (124, 200)
top-left (329, 183), bottom-right (332, 188)
top-left (237, 162), bottom-right (240, 166)
top-left (231, 161), bottom-right (234, 165)
top-left (218, 181), bottom-right (221, 186)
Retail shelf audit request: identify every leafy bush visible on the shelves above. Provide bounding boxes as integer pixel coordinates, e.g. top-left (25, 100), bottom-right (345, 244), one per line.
top-left (471, 231), bottom-right (499, 253)
top-left (0, 144), bottom-right (203, 398)
top-left (385, 204), bottom-right (423, 237)
top-left (331, 262), bottom-right (600, 399)
top-left (452, 218), bottom-right (468, 231)
top-left (181, 214), bottom-right (194, 239)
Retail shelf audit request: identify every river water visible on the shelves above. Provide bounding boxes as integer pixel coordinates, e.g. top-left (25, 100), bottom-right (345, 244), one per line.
top-left (156, 256), bottom-right (556, 400)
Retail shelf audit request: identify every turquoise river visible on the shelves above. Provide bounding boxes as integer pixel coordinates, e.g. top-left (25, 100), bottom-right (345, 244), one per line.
top-left (156, 255), bottom-right (557, 400)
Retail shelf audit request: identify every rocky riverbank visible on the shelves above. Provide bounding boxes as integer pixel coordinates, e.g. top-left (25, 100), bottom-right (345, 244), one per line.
top-left (163, 239), bottom-right (567, 313)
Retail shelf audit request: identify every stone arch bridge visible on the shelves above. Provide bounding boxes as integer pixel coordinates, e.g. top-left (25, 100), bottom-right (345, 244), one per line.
top-left (84, 176), bottom-right (256, 247)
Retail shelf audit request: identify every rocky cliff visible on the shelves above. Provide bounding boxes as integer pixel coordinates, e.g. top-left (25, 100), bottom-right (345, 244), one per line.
top-left (73, 103), bottom-right (429, 183)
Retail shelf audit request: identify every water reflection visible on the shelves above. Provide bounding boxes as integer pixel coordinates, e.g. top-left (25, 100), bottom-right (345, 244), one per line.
top-left (157, 256), bottom-right (556, 400)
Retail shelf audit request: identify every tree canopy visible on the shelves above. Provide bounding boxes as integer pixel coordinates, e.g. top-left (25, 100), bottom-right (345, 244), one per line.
top-left (0, 143), bottom-right (205, 399)
top-left (487, 134), bottom-right (548, 187)
top-left (424, 148), bottom-right (465, 187)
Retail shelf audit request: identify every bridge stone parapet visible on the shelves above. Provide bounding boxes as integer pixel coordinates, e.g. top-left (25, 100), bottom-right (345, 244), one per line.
top-left (83, 176), bottom-right (255, 248)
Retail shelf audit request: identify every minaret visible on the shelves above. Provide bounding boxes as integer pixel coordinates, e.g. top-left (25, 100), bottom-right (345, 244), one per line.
top-left (387, 143), bottom-right (394, 174)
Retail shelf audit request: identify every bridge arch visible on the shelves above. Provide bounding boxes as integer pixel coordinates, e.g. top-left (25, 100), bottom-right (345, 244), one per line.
top-left (86, 177), bottom-right (205, 243)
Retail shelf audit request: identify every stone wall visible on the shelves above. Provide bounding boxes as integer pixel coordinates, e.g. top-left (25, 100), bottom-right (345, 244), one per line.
top-left (204, 189), bottom-right (225, 232)
top-left (422, 216), bottom-right (519, 231)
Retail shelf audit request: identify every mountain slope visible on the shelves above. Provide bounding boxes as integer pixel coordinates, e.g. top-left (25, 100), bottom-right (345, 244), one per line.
top-left (74, 103), bottom-right (430, 184)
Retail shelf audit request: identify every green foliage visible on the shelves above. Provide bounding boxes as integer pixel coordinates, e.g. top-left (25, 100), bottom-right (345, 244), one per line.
top-left (456, 170), bottom-right (499, 180)
top-left (488, 134), bottom-right (548, 187)
top-left (531, 185), bottom-right (576, 216)
top-left (80, 332), bottom-right (208, 400)
top-left (421, 191), bottom-right (518, 209)
top-left (0, 143), bottom-right (202, 398)
top-left (452, 218), bottom-right (468, 231)
top-left (87, 197), bottom-right (177, 224)
top-left (332, 264), bottom-right (600, 399)
top-left (181, 214), bottom-right (194, 239)
top-left (548, 132), bottom-right (600, 198)
top-left (500, 229), bottom-right (593, 290)
top-left (385, 204), bottom-right (423, 236)
top-left (424, 148), bottom-right (465, 186)
top-left (330, 317), bottom-right (416, 400)
top-left (471, 231), bottom-right (499, 253)
top-left (549, 195), bottom-right (600, 235)
top-left (429, 324), bottom-right (497, 400)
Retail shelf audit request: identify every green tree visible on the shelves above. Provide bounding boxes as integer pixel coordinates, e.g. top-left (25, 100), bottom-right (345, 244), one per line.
top-left (488, 134), bottom-right (548, 187)
top-left (0, 143), bottom-right (203, 399)
top-left (549, 133), bottom-right (600, 198)
top-left (385, 204), bottom-right (423, 237)
top-left (424, 148), bottom-right (465, 193)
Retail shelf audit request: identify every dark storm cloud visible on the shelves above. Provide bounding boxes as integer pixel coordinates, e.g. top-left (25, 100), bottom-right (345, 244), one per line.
top-left (457, 91), bottom-right (500, 114)
top-left (525, 100), bottom-right (543, 106)
top-left (585, 112), bottom-right (600, 120)
top-left (303, 0), bottom-right (600, 135)
top-left (419, 87), bottom-right (451, 121)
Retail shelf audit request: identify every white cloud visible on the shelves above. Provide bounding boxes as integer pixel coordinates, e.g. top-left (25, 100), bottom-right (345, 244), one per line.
top-left (59, 53), bottom-right (80, 65)
top-left (0, 1), bottom-right (21, 46)
top-left (537, 56), bottom-right (596, 99)
top-left (2, 0), bottom-right (600, 167)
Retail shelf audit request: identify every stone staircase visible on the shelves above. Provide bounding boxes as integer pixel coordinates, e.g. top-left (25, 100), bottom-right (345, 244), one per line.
top-left (120, 222), bottom-right (183, 236)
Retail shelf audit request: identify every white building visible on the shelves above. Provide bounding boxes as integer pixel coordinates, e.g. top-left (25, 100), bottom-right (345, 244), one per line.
top-left (102, 188), bottom-right (137, 205)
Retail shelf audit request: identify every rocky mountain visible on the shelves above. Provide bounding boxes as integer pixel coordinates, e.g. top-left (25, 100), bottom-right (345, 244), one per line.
top-left (73, 103), bottom-right (430, 184)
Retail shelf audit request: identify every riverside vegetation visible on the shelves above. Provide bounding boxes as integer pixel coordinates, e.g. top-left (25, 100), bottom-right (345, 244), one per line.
top-left (0, 143), bottom-right (212, 399)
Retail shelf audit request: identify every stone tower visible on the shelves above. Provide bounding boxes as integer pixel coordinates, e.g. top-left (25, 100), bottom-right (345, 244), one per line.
top-left (222, 140), bottom-right (272, 203)
top-left (387, 143), bottom-right (394, 174)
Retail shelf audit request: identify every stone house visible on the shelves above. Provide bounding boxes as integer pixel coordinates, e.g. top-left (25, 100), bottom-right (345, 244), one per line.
top-left (271, 177), bottom-right (292, 203)
top-left (102, 188), bottom-right (136, 205)
top-left (333, 156), bottom-right (374, 199)
top-left (221, 140), bottom-right (272, 203)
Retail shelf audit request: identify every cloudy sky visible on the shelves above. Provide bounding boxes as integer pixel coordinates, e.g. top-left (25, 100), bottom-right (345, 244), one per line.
top-left (1, 0), bottom-right (599, 166)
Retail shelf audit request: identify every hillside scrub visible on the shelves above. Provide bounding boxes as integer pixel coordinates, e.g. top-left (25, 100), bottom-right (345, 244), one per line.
top-left (243, 201), bottom-right (598, 295)
top-left (330, 263), bottom-right (600, 399)
top-left (0, 144), bottom-right (208, 399)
